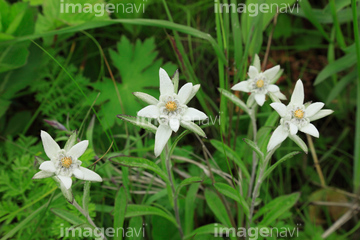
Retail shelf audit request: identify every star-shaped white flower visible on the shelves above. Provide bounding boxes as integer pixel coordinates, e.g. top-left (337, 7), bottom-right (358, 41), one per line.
top-left (33, 130), bottom-right (102, 189)
top-left (267, 79), bottom-right (333, 152)
top-left (231, 54), bottom-right (286, 106)
top-left (135, 68), bottom-right (208, 157)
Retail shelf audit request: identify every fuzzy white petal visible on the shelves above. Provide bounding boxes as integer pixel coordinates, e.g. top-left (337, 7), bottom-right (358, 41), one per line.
top-left (177, 83), bottom-right (193, 104)
top-left (67, 140), bottom-right (88, 159)
top-left (289, 122), bottom-right (298, 135)
top-left (253, 54), bottom-right (261, 72)
top-left (267, 125), bottom-right (289, 152)
top-left (231, 81), bottom-right (250, 92)
top-left (40, 130), bottom-right (60, 160)
top-left (248, 66), bottom-right (259, 79)
top-left (305, 102), bottom-right (325, 118)
top-left (133, 92), bottom-right (159, 105)
top-left (58, 175), bottom-right (73, 189)
top-left (290, 80), bottom-right (304, 105)
top-left (154, 124), bottom-right (172, 157)
top-left (264, 65), bottom-right (280, 80)
top-left (270, 102), bottom-right (287, 117)
top-left (254, 93), bottom-right (266, 106)
top-left (308, 109), bottom-right (333, 122)
top-left (137, 105), bottom-right (160, 119)
top-left (76, 167), bottom-right (102, 182)
top-left (33, 170), bottom-right (54, 179)
top-left (274, 91), bottom-right (287, 100)
top-left (184, 84), bottom-right (200, 104)
top-left (159, 68), bottom-right (174, 96)
top-left (169, 118), bottom-right (180, 132)
top-left (300, 123), bottom-right (319, 138)
top-left (182, 108), bottom-right (208, 121)
top-left (267, 84), bottom-right (280, 93)
top-left (39, 161), bottom-right (56, 173)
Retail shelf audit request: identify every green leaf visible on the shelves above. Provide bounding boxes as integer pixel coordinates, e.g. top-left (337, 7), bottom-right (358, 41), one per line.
top-left (110, 156), bottom-right (170, 186)
top-left (262, 152), bottom-right (300, 181)
top-left (127, 216), bottom-right (144, 240)
top-left (107, 36), bottom-right (177, 117)
top-left (82, 181), bottom-right (91, 214)
top-left (180, 121), bottom-right (206, 138)
top-left (204, 189), bottom-right (232, 227)
top-left (218, 88), bottom-right (249, 114)
top-left (184, 223), bottom-right (232, 240)
top-left (254, 192), bottom-right (300, 226)
top-left (314, 51), bottom-right (356, 85)
top-left (117, 114), bottom-right (157, 134)
top-left (125, 204), bottom-right (178, 227)
top-left (243, 138), bottom-right (264, 162)
top-left (210, 139), bottom-right (250, 179)
top-left (175, 177), bottom-right (202, 196)
top-left (51, 208), bottom-right (85, 225)
top-left (114, 187), bottom-right (127, 240)
top-left (184, 183), bottom-right (200, 235)
top-left (289, 134), bottom-right (308, 154)
top-left (0, 43), bottom-right (29, 73)
top-left (214, 183), bottom-right (249, 218)
top-left (64, 131), bottom-right (77, 152)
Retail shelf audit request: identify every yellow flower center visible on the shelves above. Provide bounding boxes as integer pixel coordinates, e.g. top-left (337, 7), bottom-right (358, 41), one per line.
top-left (256, 79), bottom-right (264, 88)
top-left (61, 157), bottom-right (72, 168)
top-left (294, 109), bottom-right (304, 119)
top-left (165, 101), bottom-right (177, 112)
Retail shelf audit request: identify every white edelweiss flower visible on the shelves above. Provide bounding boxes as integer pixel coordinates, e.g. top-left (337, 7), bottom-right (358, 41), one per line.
top-left (33, 130), bottom-right (102, 189)
top-left (136, 68), bottom-right (208, 157)
top-left (267, 79), bottom-right (333, 152)
top-left (231, 54), bottom-right (286, 106)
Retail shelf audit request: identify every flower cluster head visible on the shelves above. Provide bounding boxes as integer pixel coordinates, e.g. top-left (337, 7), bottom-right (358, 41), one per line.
top-left (231, 54), bottom-right (286, 106)
top-left (134, 68), bottom-right (208, 157)
top-left (267, 80), bottom-right (333, 152)
top-left (33, 130), bottom-right (102, 189)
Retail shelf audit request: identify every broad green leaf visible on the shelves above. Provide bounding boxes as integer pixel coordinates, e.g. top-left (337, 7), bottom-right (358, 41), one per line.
top-left (254, 192), bottom-right (300, 226)
top-left (107, 36), bottom-right (177, 117)
top-left (214, 183), bottom-right (249, 218)
top-left (180, 121), bottom-right (206, 138)
top-left (175, 177), bottom-right (202, 196)
top-left (289, 134), bottom-right (308, 154)
top-left (184, 183), bottom-right (200, 235)
top-left (127, 216), bottom-right (144, 240)
top-left (243, 138), bottom-right (264, 162)
top-left (51, 208), bottom-right (85, 225)
top-left (210, 139), bottom-right (250, 179)
top-left (262, 152), bottom-right (300, 181)
top-left (314, 51), bottom-right (356, 85)
top-left (114, 187), bottom-right (127, 240)
top-left (218, 88), bottom-right (249, 114)
top-left (184, 223), bottom-right (234, 240)
top-left (125, 204), bottom-right (177, 227)
top-left (110, 156), bottom-right (170, 185)
top-left (204, 189), bottom-right (232, 227)
top-left (117, 114), bottom-right (157, 134)
top-left (0, 43), bottom-right (29, 73)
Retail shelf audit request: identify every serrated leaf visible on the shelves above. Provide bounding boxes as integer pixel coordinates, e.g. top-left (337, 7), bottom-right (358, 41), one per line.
top-left (218, 88), bottom-right (249, 114)
top-left (109, 156), bottom-right (170, 186)
top-left (117, 114), bottom-right (157, 133)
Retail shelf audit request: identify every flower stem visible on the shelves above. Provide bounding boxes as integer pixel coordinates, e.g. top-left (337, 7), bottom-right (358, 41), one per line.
top-left (247, 108), bottom-right (258, 200)
top-left (72, 199), bottom-right (107, 240)
top-left (165, 145), bottom-right (184, 239)
top-left (248, 147), bottom-right (277, 228)
top-left (306, 134), bottom-right (326, 187)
